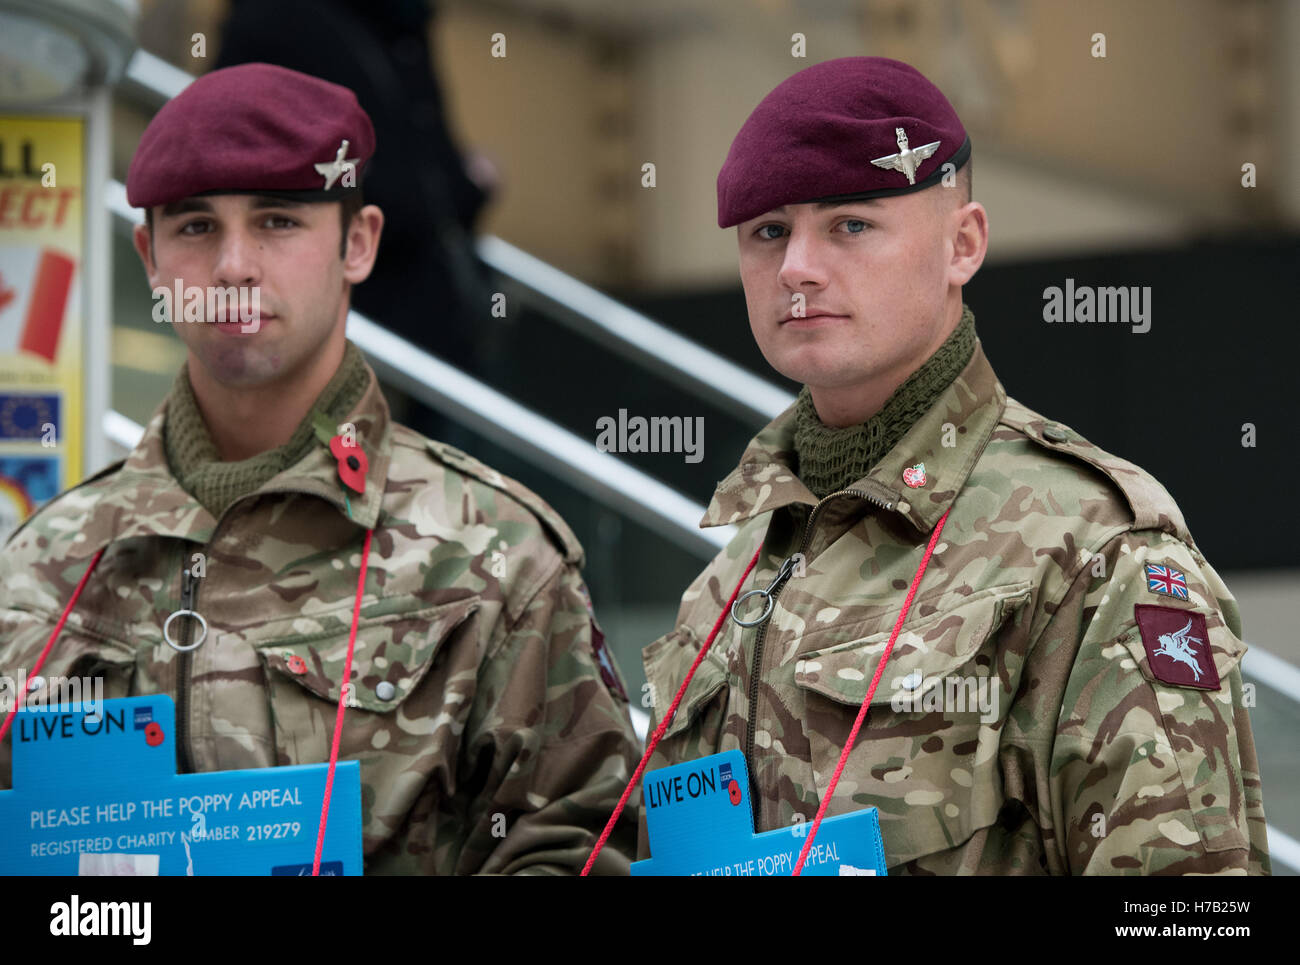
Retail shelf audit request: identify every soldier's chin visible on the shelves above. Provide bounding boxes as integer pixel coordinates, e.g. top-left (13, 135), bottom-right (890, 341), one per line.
top-left (199, 341), bottom-right (286, 387)
top-left (766, 345), bottom-right (864, 390)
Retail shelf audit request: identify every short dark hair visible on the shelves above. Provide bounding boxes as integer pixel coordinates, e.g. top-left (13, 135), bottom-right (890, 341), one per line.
top-left (144, 194), bottom-right (363, 260)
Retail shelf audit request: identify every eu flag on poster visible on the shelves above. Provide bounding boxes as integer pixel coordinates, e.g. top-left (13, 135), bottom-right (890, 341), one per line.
top-left (0, 392), bottom-right (60, 441)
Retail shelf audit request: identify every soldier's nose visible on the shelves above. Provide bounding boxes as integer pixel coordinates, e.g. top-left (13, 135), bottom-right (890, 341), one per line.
top-left (212, 231), bottom-right (261, 288)
top-left (777, 233), bottom-right (828, 292)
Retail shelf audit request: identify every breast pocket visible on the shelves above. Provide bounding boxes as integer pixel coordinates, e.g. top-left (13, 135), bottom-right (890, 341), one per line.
top-left (0, 606), bottom-right (137, 708)
top-left (255, 597), bottom-right (480, 771)
top-left (790, 581), bottom-right (1033, 869)
top-left (641, 624), bottom-right (731, 764)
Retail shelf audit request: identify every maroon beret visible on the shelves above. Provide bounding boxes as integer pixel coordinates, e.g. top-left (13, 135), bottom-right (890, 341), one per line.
top-left (717, 57), bottom-right (969, 228)
top-left (127, 63), bottom-right (376, 209)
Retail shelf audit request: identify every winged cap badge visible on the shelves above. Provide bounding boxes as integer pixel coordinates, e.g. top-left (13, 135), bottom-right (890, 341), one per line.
top-left (870, 127), bottom-right (941, 185)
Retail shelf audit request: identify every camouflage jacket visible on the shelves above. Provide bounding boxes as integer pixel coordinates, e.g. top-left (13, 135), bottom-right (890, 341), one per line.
top-left (0, 353), bottom-right (640, 874)
top-left (637, 340), bottom-right (1269, 875)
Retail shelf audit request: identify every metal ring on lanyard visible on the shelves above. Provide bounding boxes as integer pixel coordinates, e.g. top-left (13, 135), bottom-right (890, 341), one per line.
top-left (730, 555), bottom-right (798, 627)
top-left (162, 608), bottom-right (208, 652)
top-left (731, 588), bottom-right (774, 627)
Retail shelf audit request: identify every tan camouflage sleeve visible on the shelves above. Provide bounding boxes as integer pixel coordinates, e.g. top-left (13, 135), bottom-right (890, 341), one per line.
top-left (454, 561), bottom-right (642, 875)
top-left (1047, 528), bottom-right (1269, 875)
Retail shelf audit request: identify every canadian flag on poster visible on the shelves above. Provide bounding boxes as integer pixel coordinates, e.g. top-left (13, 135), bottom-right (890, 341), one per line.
top-left (0, 246), bottom-right (77, 363)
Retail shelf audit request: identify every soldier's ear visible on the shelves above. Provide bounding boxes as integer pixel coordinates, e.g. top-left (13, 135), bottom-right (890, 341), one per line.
top-left (947, 200), bottom-right (988, 287)
top-left (341, 204), bottom-right (384, 285)
top-left (132, 220), bottom-right (159, 284)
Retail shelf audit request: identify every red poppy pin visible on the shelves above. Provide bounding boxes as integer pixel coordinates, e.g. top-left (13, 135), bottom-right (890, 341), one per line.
top-left (902, 463), bottom-right (927, 488)
top-left (329, 434), bottom-right (368, 494)
top-left (285, 654), bottom-right (309, 676)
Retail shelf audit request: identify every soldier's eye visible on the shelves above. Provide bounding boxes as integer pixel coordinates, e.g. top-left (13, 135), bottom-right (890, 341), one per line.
top-left (263, 215), bottom-right (298, 229)
top-left (838, 219), bottom-right (869, 233)
top-left (178, 220), bottom-right (211, 236)
top-left (755, 224), bottom-right (786, 240)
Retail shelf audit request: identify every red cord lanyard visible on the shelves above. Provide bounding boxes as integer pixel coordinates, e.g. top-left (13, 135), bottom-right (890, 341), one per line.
top-left (0, 529), bottom-right (374, 878)
top-left (582, 507), bottom-right (950, 876)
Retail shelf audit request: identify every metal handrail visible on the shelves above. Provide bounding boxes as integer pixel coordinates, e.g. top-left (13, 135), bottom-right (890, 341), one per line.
top-left (123, 47), bottom-right (191, 100)
top-left (349, 313), bottom-right (732, 555)
top-left (476, 236), bottom-right (792, 423)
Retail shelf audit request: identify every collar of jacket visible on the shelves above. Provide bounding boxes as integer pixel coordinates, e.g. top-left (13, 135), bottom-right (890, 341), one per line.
top-left (703, 338), bottom-right (1007, 535)
top-left (62, 355), bottom-right (393, 560)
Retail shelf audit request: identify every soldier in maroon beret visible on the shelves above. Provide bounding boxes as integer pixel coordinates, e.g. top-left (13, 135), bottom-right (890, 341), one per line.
top-left (0, 63), bottom-right (643, 875)
top-left (716, 56), bottom-right (981, 429)
top-left (627, 57), bottom-right (1268, 876)
top-left (126, 62), bottom-right (383, 407)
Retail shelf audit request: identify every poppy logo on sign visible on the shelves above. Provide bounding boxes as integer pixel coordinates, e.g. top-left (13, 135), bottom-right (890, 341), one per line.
top-left (719, 762), bottom-right (742, 807)
top-left (134, 706), bottom-right (164, 746)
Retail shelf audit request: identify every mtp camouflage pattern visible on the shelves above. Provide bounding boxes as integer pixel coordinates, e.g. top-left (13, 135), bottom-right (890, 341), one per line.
top-left (0, 345), bottom-right (640, 874)
top-left (638, 337), bottom-right (1269, 875)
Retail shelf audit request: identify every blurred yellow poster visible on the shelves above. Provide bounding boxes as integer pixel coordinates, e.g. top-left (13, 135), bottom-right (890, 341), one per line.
top-left (0, 116), bottom-right (84, 542)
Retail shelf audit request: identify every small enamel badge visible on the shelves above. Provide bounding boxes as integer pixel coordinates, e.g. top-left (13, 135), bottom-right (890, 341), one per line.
top-left (285, 654), bottom-right (308, 676)
top-left (329, 434), bottom-right (368, 494)
top-left (1144, 563), bottom-right (1189, 600)
top-left (1134, 604), bottom-right (1219, 690)
top-left (870, 127), bottom-right (941, 185)
top-left (902, 463), bottom-right (927, 488)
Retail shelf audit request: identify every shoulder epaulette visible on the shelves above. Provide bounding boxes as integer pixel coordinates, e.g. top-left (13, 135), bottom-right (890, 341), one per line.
top-left (1000, 398), bottom-right (1191, 543)
top-left (2, 457), bottom-right (127, 550)
top-left (423, 439), bottom-right (585, 566)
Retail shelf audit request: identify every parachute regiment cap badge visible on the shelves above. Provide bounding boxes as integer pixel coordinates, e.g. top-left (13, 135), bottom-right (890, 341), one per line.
top-left (870, 127), bottom-right (942, 186)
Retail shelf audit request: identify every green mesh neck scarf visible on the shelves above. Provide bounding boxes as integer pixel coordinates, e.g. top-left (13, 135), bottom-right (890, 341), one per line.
top-left (793, 305), bottom-right (976, 499)
top-left (163, 340), bottom-right (371, 520)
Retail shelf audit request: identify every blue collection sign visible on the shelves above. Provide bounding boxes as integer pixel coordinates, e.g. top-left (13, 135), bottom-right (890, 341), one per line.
top-left (632, 749), bottom-right (888, 876)
top-left (0, 696), bottom-right (362, 875)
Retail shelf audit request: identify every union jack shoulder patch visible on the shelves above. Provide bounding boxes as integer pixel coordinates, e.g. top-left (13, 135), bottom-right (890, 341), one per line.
top-left (1144, 563), bottom-right (1188, 600)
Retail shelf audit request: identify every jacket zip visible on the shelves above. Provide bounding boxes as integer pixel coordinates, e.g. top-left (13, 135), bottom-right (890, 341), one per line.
top-left (175, 559), bottom-right (199, 773)
top-left (743, 486), bottom-right (895, 808)
top-left (175, 515), bottom-right (228, 774)
top-left (170, 487), bottom-right (332, 774)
